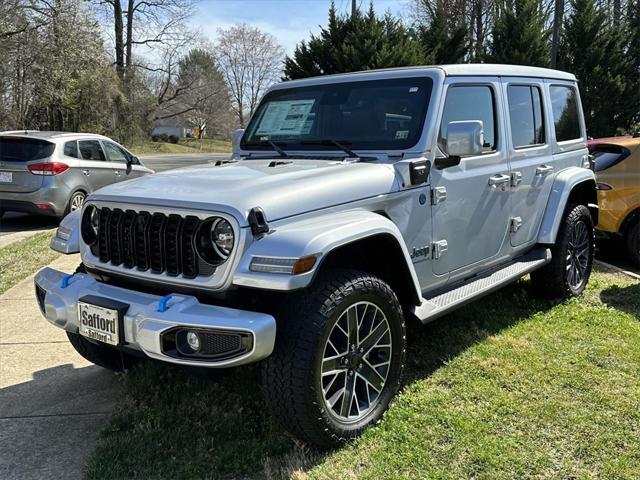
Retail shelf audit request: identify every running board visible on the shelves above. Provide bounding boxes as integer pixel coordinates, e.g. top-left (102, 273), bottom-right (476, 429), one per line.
top-left (413, 248), bottom-right (551, 324)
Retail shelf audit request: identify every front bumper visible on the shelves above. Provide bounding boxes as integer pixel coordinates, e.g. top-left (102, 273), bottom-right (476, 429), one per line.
top-left (34, 267), bottom-right (276, 368)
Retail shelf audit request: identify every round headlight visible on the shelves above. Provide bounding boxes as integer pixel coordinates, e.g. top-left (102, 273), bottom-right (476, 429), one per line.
top-left (212, 218), bottom-right (234, 257)
top-left (81, 205), bottom-right (100, 245)
top-left (195, 216), bottom-right (235, 265)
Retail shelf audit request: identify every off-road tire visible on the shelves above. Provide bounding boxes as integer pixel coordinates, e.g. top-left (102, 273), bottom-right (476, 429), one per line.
top-left (67, 332), bottom-right (137, 372)
top-left (531, 204), bottom-right (594, 298)
top-left (626, 222), bottom-right (640, 269)
top-left (261, 269), bottom-right (406, 448)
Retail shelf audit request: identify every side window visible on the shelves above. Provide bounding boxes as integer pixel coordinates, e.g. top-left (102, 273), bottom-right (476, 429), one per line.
top-left (78, 140), bottom-right (106, 162)
top-left (550, 86), bottom-right (581, 142)
top-left (591, 144), bottom-right (631, 172)
top-left (103, 141), bottom-right (129, 163)
top-left (440, 85), bottom-right (497, 153)
top-left (63, 141), bottom-right (78, 158)
top-left (507, 85), bottom-right (545, 148)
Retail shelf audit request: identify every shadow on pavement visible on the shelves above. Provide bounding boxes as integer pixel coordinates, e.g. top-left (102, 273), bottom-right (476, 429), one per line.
top-left (0, 363), bottom-right (119, 480)
top-left (0, 212), bottom-right (59, 235)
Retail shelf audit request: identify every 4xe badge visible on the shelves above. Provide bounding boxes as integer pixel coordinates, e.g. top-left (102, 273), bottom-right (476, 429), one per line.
top-left (410, 245), bottom-right (430, 260)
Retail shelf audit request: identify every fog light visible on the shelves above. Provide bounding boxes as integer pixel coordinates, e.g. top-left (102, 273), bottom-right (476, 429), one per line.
top-left (186, 331), bottom-right (201, 351)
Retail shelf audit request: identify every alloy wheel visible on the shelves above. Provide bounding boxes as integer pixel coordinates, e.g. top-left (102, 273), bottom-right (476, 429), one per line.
top-left (321, 301), bottom-right (392, 423)
top-left (566, 219), bottom-right (590, 289)
top-left (70, 192), bottom-right (85, 211)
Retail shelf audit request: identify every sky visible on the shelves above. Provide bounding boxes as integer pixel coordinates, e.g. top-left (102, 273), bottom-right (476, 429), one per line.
top-left (191, 0), bottom-right (410, 55)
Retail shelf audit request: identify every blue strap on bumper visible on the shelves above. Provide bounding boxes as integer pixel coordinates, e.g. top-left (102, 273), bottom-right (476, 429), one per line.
top-left (158, 294), bottom-right (173, 312)
top-left (60, 274), bottom-right (74, 289)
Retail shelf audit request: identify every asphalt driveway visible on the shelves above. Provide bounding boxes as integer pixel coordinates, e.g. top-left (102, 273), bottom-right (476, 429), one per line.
top-left (0, 254), bottom-right (119, 480)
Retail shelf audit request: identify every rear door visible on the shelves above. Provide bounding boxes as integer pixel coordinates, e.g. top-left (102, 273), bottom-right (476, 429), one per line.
top-left (0, 136), bottom-right (55, 193)
top-left (77, 139), bottom-right (113, 191)
top-left (502, 79), bottom-right (555, 247)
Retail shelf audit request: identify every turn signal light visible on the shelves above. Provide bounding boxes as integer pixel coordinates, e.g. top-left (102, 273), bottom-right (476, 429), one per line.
top-left (28, 162), bottom-right (69, 175)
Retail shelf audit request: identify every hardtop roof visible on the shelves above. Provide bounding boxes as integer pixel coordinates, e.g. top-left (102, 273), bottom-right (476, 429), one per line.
top-left (0, 131), bottom-right (110, 142)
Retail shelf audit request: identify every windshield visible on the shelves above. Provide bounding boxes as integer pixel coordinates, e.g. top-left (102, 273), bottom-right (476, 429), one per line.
top-left (241, 77), bottom-right (433, 152)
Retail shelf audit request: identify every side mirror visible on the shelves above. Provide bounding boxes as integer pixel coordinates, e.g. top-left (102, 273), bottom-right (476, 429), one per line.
top-left (132, 156), bottom-right (140, 165)
top-left (232, 128), bottom-right (245, 156)
top-left (446, 120), bottom-right (484, 158)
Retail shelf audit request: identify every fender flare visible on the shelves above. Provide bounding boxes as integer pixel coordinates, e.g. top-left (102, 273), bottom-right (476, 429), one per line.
top-left (232, 209), bottom-right (422, 301)
top-left (537, 167), bottom-right (597, 245)
top-left (50, 209), bottom-right (81, 254)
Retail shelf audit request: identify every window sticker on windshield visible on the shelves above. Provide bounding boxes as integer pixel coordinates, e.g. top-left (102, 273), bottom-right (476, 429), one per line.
top-left (256, 100), bottom-right (316, 136)
top-left (409, 87), bottom-right (419, 93)
top-left (395, 130), bottom-right (409, 139)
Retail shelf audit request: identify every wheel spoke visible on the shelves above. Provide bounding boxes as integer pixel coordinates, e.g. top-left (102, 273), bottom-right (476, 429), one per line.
top-left (359, 320), bottom-right (388, 354)
top-left (346, 307), bottom-right (358, 346)
top-left (359, 361), bottom-right (385, 391)
top-left (322, 355), bottom-right (347, 375)
top-left (340, 373), bottom-right (356, 417)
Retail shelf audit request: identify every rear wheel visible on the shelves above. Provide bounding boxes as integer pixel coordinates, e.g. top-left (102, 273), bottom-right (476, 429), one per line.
top-left (626, 222), bottom-right (640, 269)
top-left (261, 269), bottom-right (406, 448)
top-left (67, 331), bottom-right (138, 372)
top-left (66, 191), bottom-right (86, 215)
top-left (531, 204), bottom-right (594, 298)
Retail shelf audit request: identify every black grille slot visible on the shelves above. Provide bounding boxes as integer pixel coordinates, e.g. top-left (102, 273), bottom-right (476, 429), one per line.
top-left (181, 216), bottom-right (200, 278)
top-left (200, 332), bottom-right (242, 356)
top-left (108, 209), bottom-right (124, 265)
top-left (165, 215), bottom-right (183, 276)
top-left (121, 210), bottom-right (137, 268)
top-left (134, 212), bottom-right (151, 271)
top-left (149, 213), bottom-right (166, 273)
top-left (93, 208), bottom-right (205, 277)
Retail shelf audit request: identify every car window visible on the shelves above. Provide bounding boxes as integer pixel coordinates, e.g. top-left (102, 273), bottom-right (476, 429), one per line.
top-left (550, 86), bottom-right (581, 142)
top-left (63, 141), bottom-right (78, 158)
top-left (0, 138), bottom-right (55, 162)
top-left (103, 141), bottom-right (129, 163)
top-left (78, 140), bottom-right (106, 162)
top-left (507, 85), bottom-right (545, 148)
top-left (591, 144), bottom-right (631, 172)
top-left (439, 85), bottom-right (496, 153)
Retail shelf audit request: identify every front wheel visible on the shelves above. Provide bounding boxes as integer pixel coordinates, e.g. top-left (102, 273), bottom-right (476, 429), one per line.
top-left (531, 204), bottom-right (594, 298)
top-left (261, 270), bottom-right (406, 448)
top-left (66, 190), bottom-right (86, 215)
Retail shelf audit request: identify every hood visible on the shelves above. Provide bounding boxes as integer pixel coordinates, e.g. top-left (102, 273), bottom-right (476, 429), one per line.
top-left (91, 158), bottom-right (399, 224)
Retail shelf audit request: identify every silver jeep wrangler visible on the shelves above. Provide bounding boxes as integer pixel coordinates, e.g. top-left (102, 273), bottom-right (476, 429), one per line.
top-left (35, 64), bottom-right (597, 447)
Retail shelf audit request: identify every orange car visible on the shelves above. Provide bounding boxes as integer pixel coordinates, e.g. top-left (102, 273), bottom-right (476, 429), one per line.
top-left (589, 136), bottom-right (640, 267)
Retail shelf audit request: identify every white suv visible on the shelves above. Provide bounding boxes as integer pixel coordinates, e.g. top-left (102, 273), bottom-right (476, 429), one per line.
top-left (35, 64), bottom-right (597, 447)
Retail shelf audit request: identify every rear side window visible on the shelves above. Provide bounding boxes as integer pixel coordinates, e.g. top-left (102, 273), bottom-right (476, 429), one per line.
top-left (78, 140), bottom-right (106, 161)
top-left (0, 138), bottom-right (55, 162)
top-left (591, 144), bottom-right (631, 172)
top-left (507, 85), bottom-right (545, 148)
top-left (440, 85), bottom-right (497, 152)
top-left (550, 86), bottom-right (582, 142)
top-left (63, 141), bottom-right (78, 158)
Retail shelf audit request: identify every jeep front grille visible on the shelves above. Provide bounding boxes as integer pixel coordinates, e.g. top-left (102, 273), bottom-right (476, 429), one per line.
top-left (91, 207), bottom-right (210, 278)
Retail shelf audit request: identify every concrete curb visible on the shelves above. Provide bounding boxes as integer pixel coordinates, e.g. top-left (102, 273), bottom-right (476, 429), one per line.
top-left (594, 259), bottom-right (640, 280)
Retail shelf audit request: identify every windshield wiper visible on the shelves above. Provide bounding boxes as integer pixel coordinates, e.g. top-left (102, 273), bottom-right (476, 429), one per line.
top-left (243, 140), bottom-right (290, 158)
top-left (301, 139), bottom-right (358, 158)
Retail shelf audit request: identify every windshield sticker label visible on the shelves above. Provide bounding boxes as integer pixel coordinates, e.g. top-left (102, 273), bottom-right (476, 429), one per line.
top-left (255, 100), bottom-right (316, 136)
top-left (395, 130), bottom-right (409, 139)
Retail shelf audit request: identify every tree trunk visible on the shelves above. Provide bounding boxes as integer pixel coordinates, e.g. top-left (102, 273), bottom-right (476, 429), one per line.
top-left (475, 0), bottom-right (484, 60)
top-left (113, 0), bottom-right (125, 80)
top-left (550, 0), bottom-right (564, 68)
top-left (125, 0), bottom-right (134, 81)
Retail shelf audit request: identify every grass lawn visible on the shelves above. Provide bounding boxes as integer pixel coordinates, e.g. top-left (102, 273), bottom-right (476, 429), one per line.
top-left (0, 231), bottom-right (59, 294)
top-left (127, 138), bottom-right (231, 155)
top-left (85, 267), bottom-right (639, 480)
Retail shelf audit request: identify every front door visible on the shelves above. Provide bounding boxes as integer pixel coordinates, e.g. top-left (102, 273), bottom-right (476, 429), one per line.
top-left (430, 79), bottom-right (512, 277)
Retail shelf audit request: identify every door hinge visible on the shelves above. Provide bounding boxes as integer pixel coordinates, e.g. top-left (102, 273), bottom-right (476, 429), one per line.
top-left (511, 171), bottom-right (523, 187)
top-left (432, 240), bottom-right (448, 259)
top-left (431, 186), bottom-right (447, 205)
top-left (510, 217), bottom-right (523, 233)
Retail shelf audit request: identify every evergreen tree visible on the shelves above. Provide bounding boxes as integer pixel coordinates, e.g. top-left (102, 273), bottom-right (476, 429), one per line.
top-left (487, 0), bottom-right (549, 67)
top-left (283, 2), bottom-right (422, 80)
top-left (559, 0), bottom-right (632, 136)
top-left (417, 2), bottom-right (468, 64)
top-left (627, 0), bottom-right (640, 131)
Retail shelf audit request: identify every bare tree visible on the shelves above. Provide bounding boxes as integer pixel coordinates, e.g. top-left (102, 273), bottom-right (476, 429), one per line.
top-left (550, 0), bottom-right (564, 67)
top-left (214, 23), bottom-right (284, 126)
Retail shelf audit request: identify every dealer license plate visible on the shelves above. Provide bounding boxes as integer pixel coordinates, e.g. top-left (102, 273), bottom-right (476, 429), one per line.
top-left (78, 301), bottom-right (120, 346)
top-left (0, 172), bottom-right (12, 183)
